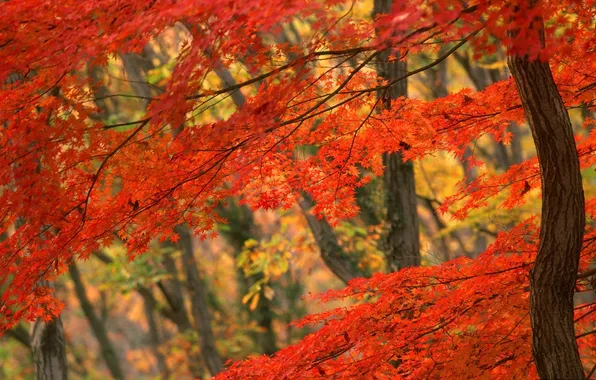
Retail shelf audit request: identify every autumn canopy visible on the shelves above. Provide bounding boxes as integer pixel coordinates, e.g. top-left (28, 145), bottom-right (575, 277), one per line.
top-left (1, 0), bottom-right (596, 378)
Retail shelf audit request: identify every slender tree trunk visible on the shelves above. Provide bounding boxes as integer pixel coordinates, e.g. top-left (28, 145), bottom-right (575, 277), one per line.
top-left (69, 262), bottom-right (125, 379)
top-left (142, 291), bottom-right (170, 379)
top-left (175, 224), bottom-right (224, 376)
top-left (154, 249), bottom-right (206, 378)
top-left (253, 294), bottom-right (278, 356)
top-left (6, 324), bottom-right (31, 348)
top-left (99, 250), bottom-right (204, 377)
top-left (30, 282), bottom-right (68, 380)
top-left (455, 51), bottom-right (524, 171)
top-left (373, 0), bottom-right (420, 272)
top-left (299, 195), bottom-right (364, 283)
top-left (507, 10), bottom-right (585, 379)
top-left (120, 51), bottom-right (213, 377)
top-left (207, 58), bottom-right (280, 355)
top-left (218, 201), bottom-right (279, 356)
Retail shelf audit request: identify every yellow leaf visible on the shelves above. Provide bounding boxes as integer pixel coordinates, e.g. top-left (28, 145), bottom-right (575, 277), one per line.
top-left (249, 293), bottom-right (260, 311)
top-left (244, 238), bottom-right (259, 249)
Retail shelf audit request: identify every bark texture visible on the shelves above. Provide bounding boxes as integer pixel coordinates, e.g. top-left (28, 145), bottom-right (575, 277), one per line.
top-left (30, 283), bottom-right (68, 380)
top-left (374, 0), bottom-right (420, 272)
top-left (508, 25), bottom-right (585, 380)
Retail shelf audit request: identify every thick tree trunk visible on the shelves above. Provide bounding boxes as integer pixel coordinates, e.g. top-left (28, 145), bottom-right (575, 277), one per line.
top-left (30, 283), bottom-right (68, 380)
top-left (382, 152), bottom-right (420, 271)
top-left (507, 18), bottom-right (585, 380)
top-left (69, 262), bottom-right (125, 379)
top-left (373, 0), bottom-right (420, 272)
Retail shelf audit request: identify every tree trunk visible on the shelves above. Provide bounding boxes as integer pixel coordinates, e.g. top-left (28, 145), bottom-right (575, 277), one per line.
top-left (158, 249), bottom-right (207, 378)
top-left (207, 60), bottom-right (280, 355)
top-left (507, 14), bottom-right (585, 379)
top-left (373, 0), bottom-right (420, 272)
top-left (217, 202), bottom-right (279, 355)
top-left (142, 290), bottom-right (170, 379)
top-left (253, 295), bottom-right (278, 356)
top-left (299, 195), bottom-right (364, 283)
top-left (69, 262), bottom-right (125, 379)
top-left (175, 224), bottom-right (224, 376)
top-left (120, 53), bottom-right (209, 377)
top-left (7, 324), bottom-right (31, 348)
top-left (30, 283), bottom-right (68, 380)
top-left (455, 51), bottom-right (524, 171)
top-left (382, 152), bottom-right (420, 271)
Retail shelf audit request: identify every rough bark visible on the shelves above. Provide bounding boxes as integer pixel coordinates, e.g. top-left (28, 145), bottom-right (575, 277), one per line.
top-left (30, 283), bottom-right (68, 380)
top-left (381, 151), bottom-right (420, 270)
top-left (374, 0), bottom-right (421, 272)
top-left (508, 17), bottom-right (585, 380)
top-left (69, 262), bottom-right (125, 380)
top-left (175, 224), bottom-right (224, 376)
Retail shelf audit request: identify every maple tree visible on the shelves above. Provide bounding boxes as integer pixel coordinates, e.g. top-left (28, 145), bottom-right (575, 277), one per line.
top-left (1, 0), bottom-right (596, 378)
